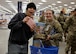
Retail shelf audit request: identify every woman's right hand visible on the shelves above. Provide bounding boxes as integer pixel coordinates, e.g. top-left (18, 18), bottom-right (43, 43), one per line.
top-left (22, 16), bottom-right (30, 23)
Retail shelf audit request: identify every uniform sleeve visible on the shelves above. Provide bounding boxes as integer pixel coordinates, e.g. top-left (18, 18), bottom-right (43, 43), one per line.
top-left (51, 20), bottom-right (63, 39)
top-left (8, 13), bottom-right (27, 30)
top-left (64, 17), bottom-right (73, 32)
top-left (39, 16), bottom-right (42, 22)
top-left (39, 16), bottom-right (45, 22)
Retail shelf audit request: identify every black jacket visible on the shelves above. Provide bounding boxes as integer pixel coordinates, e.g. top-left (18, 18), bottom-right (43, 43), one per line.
top-left (8, 13), bottom-right (34, 45)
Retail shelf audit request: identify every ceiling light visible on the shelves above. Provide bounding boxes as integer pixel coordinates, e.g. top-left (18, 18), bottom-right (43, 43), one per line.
top-left (41, 0), bottom-right (47, 2)
top-left (37, 5), bottom-right (40, 6)
top-left (37, 6), bottom-right (49, 12)
top-left (69, 6), bottom-right (72, 8)
top-left (64, 4), bottom-right (68, 6)
top-left (70, 2), bottom-right (75, 4)
top-left (48, 5), bottom-right (52, 7)
top-left (59, 6), bottom-right (62, 8)
top-left (8, 3), bottom-right (11, 4)
top-left (45, 7), bottom-right (48, 9)
top-left (0, 5), bottom-right (12, 13)
top-left (52, 3), bottom-right (56, 6)
top-left (8, 3), bottom-right (17, 13)
top-left (0, 9), bottom-right (9, 13)
top-left (23, 2), bottom-right (29, 4)
top-left (55, 7), bottom-right (58, 9)
top-left (23, 4), bottom-right (27, 6)
top-left (72, 8), bottom-right (75, 10)
top-left (39, 3), bottom-right (43, 5)
top-left (5, 0), bottom-right (12, 3)
top-left (57, 1), bottom-right (62, 3)
top-left (55, 7), bottom-right (58, 10)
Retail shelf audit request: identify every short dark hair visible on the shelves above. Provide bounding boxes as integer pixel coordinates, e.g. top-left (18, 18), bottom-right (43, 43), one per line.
top-left (74, 8), bottom-right (76, 11)
top-left (60, 11), bottom-right (64, 14)
top-left (52, 10), bottom-right (54, 14)
top-left (26, 2), bottom-right (36, 10)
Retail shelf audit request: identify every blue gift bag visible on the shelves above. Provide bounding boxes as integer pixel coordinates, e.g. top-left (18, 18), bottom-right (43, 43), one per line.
top-left (30, 46), bottom-right (59, 54)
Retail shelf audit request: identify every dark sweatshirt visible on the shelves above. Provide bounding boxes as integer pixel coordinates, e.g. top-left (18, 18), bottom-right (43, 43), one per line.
top-left (8, 13), bottom-right (34, 45)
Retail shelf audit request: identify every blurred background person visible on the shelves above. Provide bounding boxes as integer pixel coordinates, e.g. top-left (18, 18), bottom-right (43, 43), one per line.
top-left (52, 10), bottom-right (57, 20)
top-left (39, 11), bottom-right (45, 23)
top-left (57, 9), bottom-right (67, 42)
top-left (65, 8), bottom-right (76, 54)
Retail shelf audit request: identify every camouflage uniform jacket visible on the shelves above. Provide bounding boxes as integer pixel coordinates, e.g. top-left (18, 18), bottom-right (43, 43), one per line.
top-left (57, 14), bottom-right (67, 30)
top-left (57, 14), bottom-right (66, 24)
top-left (39, 16), bottom-right (45, 23)
top-left (65, 15), bottom-right (76, 45)
top-left (43, 19), bottom-right (63, 40)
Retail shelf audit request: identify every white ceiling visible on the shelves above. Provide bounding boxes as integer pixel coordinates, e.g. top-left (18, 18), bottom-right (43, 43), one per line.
top-left (0, 0), bottom-right (76, 13)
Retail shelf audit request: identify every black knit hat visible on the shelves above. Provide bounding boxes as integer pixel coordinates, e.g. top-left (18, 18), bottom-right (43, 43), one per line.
top-left (26, 2), bottom-right (36, 10)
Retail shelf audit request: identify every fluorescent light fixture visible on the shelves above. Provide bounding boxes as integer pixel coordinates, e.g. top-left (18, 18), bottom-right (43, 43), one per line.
top-left (48, 5), bottom-right (52, 7)
top-left (37, 6), bottom-right (49, 12)
top-left (69, 6), bottom-right (72, 8)
top-left (0, 5), bottom-right (12, 13)
top-left (52, 3), bottom-right (56, 6)
top-left (23, 2), bottom-right (29, 4)
top-left (70, 2), bottom-right (75, 4)
top-left (72, 8), bottom-right (75, 10)
top-left (41, 0), bottom-right (47, 2)
top-left (45, 7), bottom-right (49, 8)
top-left (59, 6), bottom-right (62, 8)
top-left (39, 3), bottom-right (43, 5)
top-left (23, 3), bottom-right (27, 6)
top-left (57, 1), bottom-right (62, 3)
top-left (55, 7), bottom-right (58, 9)
top-left (64, 4), bottom-right (68, 6)
top-left (5, 0), bottom-right (12, 3)
top-left (36, 5), bottom-right (40, 6)
top-left (0, 10), bottom-right (7, 13)
top-left (8, 3), bottom-right (17, 13)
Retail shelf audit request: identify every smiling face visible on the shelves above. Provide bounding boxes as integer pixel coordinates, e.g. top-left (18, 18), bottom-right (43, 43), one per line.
top-left (26, 8), bottom-right (36, 17)
top-left (45, 10), bottom-right (53, 20)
